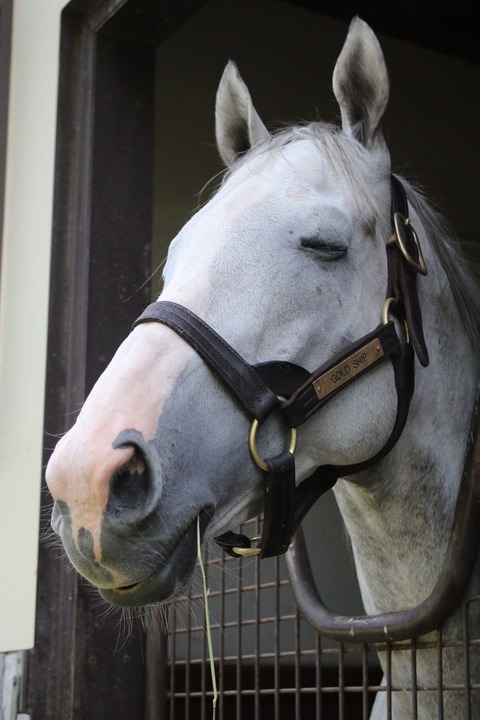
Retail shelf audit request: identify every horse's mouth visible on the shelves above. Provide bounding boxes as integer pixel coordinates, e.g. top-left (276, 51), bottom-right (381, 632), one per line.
top-left (111, 581), bottom-right (144, 597)
top-left (99, 509), bottom-right (211, 607)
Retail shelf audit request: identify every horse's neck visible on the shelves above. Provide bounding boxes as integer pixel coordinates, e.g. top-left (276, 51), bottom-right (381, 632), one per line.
top-left (334, 274), bottom-right (479, 616)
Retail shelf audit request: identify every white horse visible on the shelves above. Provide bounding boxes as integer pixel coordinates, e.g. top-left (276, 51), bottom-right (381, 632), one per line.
top-left (46, 18), bottom-right (479, 719)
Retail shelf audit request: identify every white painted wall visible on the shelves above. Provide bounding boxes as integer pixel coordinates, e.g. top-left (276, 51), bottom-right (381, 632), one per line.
top-left (0, 0), bottom-right (68, 653)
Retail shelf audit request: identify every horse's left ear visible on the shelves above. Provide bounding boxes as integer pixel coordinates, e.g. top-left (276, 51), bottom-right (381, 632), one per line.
top-left (333, 18), bottom-right (389, 147)
top-left (215, 61), bottom-right (270, 167)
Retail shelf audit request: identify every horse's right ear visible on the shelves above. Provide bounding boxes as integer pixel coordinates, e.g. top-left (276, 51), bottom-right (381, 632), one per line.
top-left (215, 61), bottom-right (270, 167)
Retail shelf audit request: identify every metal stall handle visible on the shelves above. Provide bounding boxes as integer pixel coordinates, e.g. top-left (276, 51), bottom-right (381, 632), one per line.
top-left (285, 387), bottom-right (480, 643)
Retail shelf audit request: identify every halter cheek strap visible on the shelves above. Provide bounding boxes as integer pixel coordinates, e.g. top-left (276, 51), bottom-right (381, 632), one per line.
top-left (388, 175), bottom-right (429, 366)
top-left (132, 176), bottom-right (427, 559)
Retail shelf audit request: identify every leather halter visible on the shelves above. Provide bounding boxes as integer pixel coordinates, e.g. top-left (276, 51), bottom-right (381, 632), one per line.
top-left (133, 176), bottom-right (429, 559)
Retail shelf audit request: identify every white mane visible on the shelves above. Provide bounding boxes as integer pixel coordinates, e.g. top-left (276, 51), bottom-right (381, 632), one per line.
top-left (400, 174), bottom-right (480, 359)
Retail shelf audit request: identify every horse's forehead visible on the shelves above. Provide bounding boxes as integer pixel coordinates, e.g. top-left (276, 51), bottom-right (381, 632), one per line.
top-left (163, 138), bottom-right (367, 304)
top-left (220, 142), bottom-right (371, 238)
top-left (230, 139), bottom-right (338, 191)
top-left (210, 141), bottom-right (356, 226)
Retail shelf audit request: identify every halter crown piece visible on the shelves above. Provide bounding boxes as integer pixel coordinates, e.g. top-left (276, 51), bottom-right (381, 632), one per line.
top-left (133, 176), bottom-right (428, 559)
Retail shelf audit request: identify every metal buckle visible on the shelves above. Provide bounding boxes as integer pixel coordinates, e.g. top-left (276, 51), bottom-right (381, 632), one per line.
top-left (388, 212), bottom-right (428, 276)
top-left (248, 396), bottom-right (297, 472)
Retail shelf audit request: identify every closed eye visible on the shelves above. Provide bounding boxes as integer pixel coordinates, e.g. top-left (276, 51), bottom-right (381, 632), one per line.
top-left (300, 236), bottom-right (348, 260)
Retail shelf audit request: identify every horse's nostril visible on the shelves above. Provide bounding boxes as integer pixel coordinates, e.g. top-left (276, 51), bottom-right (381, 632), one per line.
top-left (109, 446), bottom-right (150, 513)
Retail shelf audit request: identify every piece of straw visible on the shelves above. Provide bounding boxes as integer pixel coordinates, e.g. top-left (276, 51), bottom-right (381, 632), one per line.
top-left (197, 517), bottom-right (218, 719)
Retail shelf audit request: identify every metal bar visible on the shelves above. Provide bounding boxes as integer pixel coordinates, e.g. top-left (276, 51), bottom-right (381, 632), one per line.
top-left (338, 643), bottom-right (345, 720)
top-left (255, 517), bottom-right (261, 720)
top-left (295, 607), bottom-right (301, 719)
top-left (274, 555), bottom-right (281, 720)
top-left (464, 598), bottom-right (473, 720)
top-left (169, 607), bottom-right (176, 720)
top-left (362, 644), bottom-right (369, 720)
top-left (386, 643), bottom-right (393, 720)
top-left (200, 551), bottom-right (207, 720)
top-left (436, 628), bottom-right (444, 720)
top-left (315, 633), bottom-right (322, 720)
top-left (168, 680), bottom-right (480, 697)
top-left (410, 639), bottom-right (418, 720)
top-left (236, 547), bottom-right (243, 720)
top-left (186, 587), bottom-right (192, 720)
top-left (145, 627), bottom-right (167, 720)
top-left (219, 555), bottom-right (226, 720)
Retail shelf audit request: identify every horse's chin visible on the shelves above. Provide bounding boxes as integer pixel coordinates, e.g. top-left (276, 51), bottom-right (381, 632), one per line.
top-left (99, 509), bottom-right (210, 608)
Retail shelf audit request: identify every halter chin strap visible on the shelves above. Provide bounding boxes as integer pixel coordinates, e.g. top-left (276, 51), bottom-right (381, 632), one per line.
top-left (132, 175), bottom-right (428, 559)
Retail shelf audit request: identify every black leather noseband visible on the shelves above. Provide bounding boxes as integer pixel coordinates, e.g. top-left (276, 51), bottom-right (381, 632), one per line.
top-left (133, 176), bottom-right (428, 559)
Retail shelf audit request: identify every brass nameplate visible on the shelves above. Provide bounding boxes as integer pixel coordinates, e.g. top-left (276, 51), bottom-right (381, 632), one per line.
top-left (313, 338), bottom-right (384, 400)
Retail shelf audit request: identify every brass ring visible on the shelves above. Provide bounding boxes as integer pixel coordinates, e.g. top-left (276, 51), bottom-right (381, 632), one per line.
top-left (249, 396), bottom-right (297, 472)
top-left (382, 298), bottom-right (410, 344)
top-left (381, 297), bottom-right (396, 326)
top-left (389, 212), bottom-right (428, 276)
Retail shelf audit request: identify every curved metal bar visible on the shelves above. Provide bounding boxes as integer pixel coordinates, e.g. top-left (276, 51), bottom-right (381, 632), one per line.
top-left (286, 386), bottom-right (480, 643)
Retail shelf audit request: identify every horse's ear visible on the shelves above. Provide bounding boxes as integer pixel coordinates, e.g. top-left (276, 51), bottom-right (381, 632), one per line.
top-left (215, 61), bottom-right (270, 167)
top-left (333, 18), bottom-right (389, 147)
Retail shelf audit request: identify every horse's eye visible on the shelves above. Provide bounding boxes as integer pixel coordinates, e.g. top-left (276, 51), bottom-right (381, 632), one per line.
top-left (300, 236), bottom-right (348, 260)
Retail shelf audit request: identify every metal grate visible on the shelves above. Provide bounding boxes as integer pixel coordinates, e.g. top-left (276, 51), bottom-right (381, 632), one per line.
top-left (164, 516), bottom-right (480, 720)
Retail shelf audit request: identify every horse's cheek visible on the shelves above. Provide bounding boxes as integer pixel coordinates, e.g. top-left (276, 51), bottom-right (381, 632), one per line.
top-left (154, 376), bottom-right (256, 511)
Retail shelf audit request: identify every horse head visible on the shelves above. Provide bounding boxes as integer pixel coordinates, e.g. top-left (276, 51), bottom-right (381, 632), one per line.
top-left (45, 19), bottom-right (466, 611)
